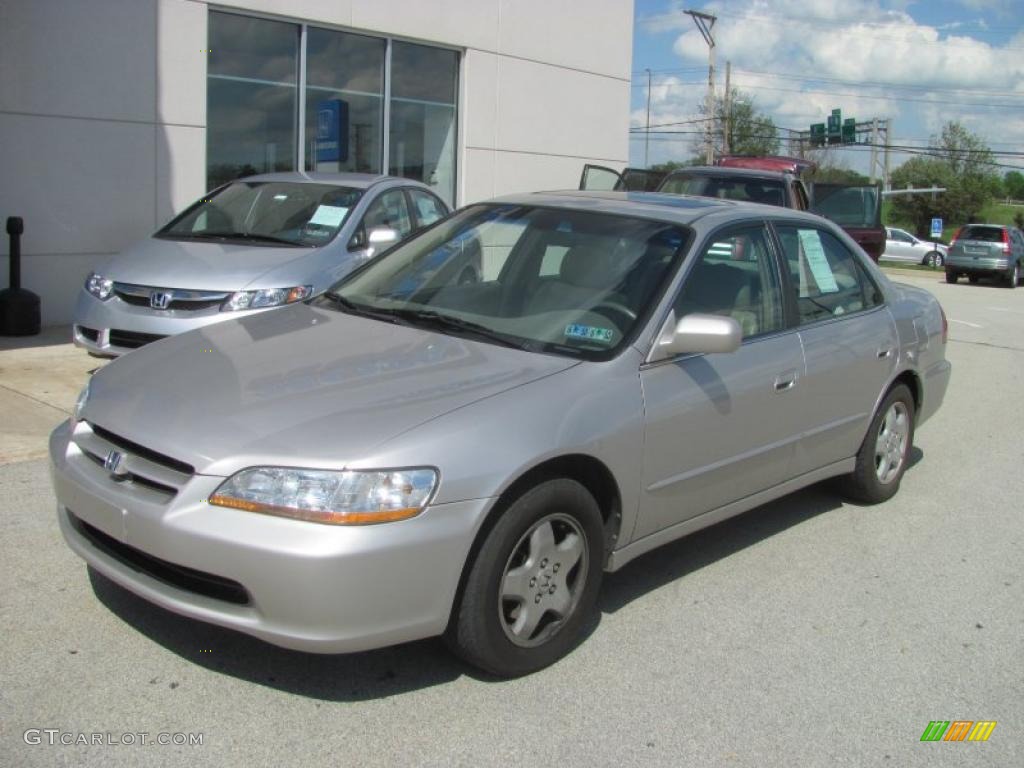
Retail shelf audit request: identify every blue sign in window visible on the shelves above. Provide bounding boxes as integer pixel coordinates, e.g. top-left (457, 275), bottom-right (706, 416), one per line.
top-left (316, 99), bottom-right (349, 163)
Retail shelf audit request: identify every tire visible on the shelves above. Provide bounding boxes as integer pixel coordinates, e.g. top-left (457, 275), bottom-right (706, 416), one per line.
top-left (839, 384), bottom-right (915, 505)
top-left (968, 275), bottom-right (980, 284)
top-left (447, 478), bottom-right (604, 677)
top-left (945, 270), bottom-right (958, 284)
top-left (924, 251), bottom-right (943, 268)
top-left (1007, 263), bottom-right (1019, 289)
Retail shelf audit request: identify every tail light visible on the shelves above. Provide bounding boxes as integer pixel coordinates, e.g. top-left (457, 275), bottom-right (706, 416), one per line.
top-left (940, 306), bottom-right (948, 345)
top-left (1002, 228), bottom-right (1011, 254)
top-left (948, 227), bottom-right (962, 247)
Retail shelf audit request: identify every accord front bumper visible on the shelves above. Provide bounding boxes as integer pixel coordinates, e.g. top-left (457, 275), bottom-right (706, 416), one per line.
top-left (49, 419), bottom-right (489, 653)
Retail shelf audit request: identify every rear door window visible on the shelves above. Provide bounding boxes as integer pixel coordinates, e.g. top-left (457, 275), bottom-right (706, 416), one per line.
top-left (776, 225), bottom-right (882, 324)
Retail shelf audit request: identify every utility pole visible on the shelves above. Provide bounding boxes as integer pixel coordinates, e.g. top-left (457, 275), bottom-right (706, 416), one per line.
top-left (644, 68), bottom-right (652, 168)
top-left (869, 118), bottom-right (878, 184)
top-left (883, 118), bottom-right (892, 191)
top-left (685, 9), bottom-right (717, 164)
top-left (723, 60), bottom-right (731, 156)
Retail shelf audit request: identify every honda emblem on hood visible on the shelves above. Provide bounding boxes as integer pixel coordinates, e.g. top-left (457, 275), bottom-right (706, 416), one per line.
top-left (103, 450), bottom-right (128, 480)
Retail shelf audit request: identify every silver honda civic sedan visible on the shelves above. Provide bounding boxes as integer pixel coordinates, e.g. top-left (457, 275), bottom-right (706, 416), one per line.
top-left (50, 191), bottom-right (951, 676)
top-left (73, 172), bottom-right (451, 356)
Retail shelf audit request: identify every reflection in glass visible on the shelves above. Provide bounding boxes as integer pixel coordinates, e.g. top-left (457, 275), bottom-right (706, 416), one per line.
top-left (304, 28), bottom-right (385, 175)
top-left (207, 12), bottom-right (299, 189)
top-left (389, 42), bottom-right (459, 206)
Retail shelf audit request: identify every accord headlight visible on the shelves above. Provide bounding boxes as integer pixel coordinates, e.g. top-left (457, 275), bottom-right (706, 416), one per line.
top-left (85, 273), bottom-right (114, 301)
top-left (73, 381), bottom-right (90, 422)
top-left (208, 467), bottom-right (438, 525)
top-left (222, 286), bottom-right (312, 311)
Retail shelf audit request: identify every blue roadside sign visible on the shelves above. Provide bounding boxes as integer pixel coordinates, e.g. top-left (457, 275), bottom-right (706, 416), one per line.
top-left (930, 217), bottom-right (943, 238)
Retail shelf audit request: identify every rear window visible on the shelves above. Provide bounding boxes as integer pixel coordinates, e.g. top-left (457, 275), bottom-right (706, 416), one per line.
top-left (960, 226), bottom-right (1004, 242)
top-left (658, 173), bottom-right (787, 207)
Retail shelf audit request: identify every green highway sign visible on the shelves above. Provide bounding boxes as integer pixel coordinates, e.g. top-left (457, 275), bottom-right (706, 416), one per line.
top-left (809, 109), bottom-right (857, 146)
top-left (842, 118), bottom-right (856, 144)
top-left (810, 123), bottom-right (826, 147)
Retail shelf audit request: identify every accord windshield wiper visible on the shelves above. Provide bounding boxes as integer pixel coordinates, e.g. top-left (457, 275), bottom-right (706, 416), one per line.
top-left (387, 308), bottom-right (528, 350)
top-left (320, 292), bottom-right (403, 324)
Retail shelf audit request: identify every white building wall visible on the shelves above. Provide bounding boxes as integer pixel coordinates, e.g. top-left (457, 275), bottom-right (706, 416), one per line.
top-left (0, 0), bottom-right (633, 325)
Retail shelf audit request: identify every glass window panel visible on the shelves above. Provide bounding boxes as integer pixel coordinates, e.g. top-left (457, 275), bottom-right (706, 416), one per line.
top-left (675, 226), bottom-right (784, 339)
top-left (304, 27), bottom-right (385, 174)
top-left (388, 41), bottom-right (458, 206)
top-left (207, 12), bottom-right (298, 189)
top-left (408, 189), bottom-right (448, 227)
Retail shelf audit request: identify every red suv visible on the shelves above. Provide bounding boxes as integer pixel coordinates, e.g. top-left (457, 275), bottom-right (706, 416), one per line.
top-left (579, 156), bottom-right (886, 261)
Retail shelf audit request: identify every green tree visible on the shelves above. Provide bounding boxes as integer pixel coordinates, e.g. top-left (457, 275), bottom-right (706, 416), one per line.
top-left (1004, 170), bottom-right (1024, 201)
top-left (693, 88), bottom-right (780, 160)
top-left (889, 121), bottom-right (999, 236)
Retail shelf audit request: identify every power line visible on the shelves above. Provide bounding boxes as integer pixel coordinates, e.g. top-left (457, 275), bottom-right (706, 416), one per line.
top-left (638, 77), bottom-right (1024, 110)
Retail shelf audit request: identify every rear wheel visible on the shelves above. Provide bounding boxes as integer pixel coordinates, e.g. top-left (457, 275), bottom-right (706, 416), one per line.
top-left (945, 270), bottom-right (958, 284)
top-left (1007, 263), bottom-right (1019, 289)
top-left (447, 478), bottom-right (604, 677)
top-left (924, 251), bottom-right (944, 268)
top-left (839, 384), bottom-right (915, 504)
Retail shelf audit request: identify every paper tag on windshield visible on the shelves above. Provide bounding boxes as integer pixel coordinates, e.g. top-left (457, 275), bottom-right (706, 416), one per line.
top-left (797, 229), bottom-right (838, 294)
top-left (309, 205), bottom-right (348, 228)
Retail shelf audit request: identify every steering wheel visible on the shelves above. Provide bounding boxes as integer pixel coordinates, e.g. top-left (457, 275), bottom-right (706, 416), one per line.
top-left (591, 301), bottom-right (637, 328)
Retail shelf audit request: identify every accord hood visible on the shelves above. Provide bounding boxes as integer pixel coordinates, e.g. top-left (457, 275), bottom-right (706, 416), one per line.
top-left (83, 303), bottom-right (578, 475)
top-left (98, 237), bottom-right (315, 291)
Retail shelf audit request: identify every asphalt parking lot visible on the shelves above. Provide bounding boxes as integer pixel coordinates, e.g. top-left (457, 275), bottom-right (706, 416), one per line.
top-left (1, 269), bottom-right (1021, 767)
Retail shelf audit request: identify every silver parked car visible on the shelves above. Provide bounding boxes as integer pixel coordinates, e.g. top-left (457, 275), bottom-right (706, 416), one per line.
top-left (50, 192), bottom-right (951, 676)
top-left (882, 227), bottom-right (947, 267)
top-left (73, 172), bottom-right (451, 355)
top-left (945, 223), bottom-right (1024, 287)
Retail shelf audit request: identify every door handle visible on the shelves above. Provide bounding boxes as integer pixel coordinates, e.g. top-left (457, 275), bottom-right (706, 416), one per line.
top-left (877, 346), bottom-right (894, 359)
top-left (773, 371), bottom-right (798, 392)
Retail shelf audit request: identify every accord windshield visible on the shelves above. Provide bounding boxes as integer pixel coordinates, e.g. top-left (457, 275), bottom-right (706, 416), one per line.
top-left (158, 181), bottom-right (363, 247)
top-left (318, 204), bottom-right (689, 360)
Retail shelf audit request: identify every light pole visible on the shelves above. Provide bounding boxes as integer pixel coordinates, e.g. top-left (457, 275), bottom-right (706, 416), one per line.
top-left (685, 9), bottom-right (717, 164)
top-left (644, 68), bottom-right (652, 168)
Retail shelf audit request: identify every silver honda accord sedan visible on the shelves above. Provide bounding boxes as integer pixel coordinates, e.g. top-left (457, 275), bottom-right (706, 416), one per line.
top-left (73, 172), bottom-right (451, 356)
top-left (50, 191), bottom-right (951, 676)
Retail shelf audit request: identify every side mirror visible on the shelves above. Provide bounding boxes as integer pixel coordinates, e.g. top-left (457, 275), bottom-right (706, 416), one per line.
top-left (651, 312), bottom-right (741, 361)
top-left (368, 227), bottom-right (399, 247)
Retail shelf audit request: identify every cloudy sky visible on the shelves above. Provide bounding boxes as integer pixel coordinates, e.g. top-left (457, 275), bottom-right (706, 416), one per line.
top-left (630, 0), bottom-right (1024, 176)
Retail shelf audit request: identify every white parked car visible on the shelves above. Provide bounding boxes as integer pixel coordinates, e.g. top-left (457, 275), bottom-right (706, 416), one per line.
top-left (882, 227), bottom-right (947, 267)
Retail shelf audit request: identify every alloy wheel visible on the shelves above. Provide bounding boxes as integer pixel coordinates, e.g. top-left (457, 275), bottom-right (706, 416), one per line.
top-left (874, 401), bottom-right (910, 484)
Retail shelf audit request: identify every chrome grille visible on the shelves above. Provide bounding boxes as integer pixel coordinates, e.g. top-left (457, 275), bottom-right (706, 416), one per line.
top-left (74, 423), bottom-right (194, 502)
top-left (113, 282), bottom-right (230, 312)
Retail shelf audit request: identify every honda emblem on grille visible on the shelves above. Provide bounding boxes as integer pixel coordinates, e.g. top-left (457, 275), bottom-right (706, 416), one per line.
top-left (149, 290), bottom-right (172, 309)
top-left (103, 450), bottom-right (128, 480)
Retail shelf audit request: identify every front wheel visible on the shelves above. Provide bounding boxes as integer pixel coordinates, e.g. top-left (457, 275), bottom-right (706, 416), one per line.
top-left (447, 478), bottom-right (604, 677)
top-left (839, 384), bottom-right (915, 504)
top-left (924, 251), bottom-right (944, 268)
top-left (945, 270), bottom-right (958, 284)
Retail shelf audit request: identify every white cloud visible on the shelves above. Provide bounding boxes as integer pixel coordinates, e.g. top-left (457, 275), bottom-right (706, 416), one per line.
top-left (632, 0), bottom-right (1024, 170)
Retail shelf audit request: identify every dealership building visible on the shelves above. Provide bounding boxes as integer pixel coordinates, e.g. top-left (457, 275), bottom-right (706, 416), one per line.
top-left (0, 0), bottom-right (633, 325)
